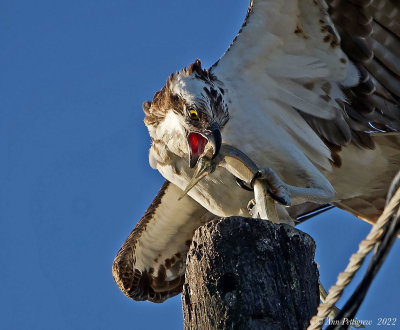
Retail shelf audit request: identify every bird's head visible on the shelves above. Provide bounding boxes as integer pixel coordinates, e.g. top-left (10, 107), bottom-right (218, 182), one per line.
top-left (143, 59), bottom-right (229, 168)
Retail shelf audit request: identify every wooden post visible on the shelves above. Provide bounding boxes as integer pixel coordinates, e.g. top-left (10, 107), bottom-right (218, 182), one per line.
top-left (182, 217), bottom-right (320, 330)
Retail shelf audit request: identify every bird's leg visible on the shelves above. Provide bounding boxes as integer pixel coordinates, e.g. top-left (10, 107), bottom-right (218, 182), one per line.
top-left (254, 167), bottom-right (335, 206)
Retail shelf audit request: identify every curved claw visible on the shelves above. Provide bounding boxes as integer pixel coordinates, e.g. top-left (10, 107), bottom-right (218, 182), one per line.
top-left (267, 188), bottom-right (290, 206)
top-left (235, 178), bottom-right (253, 191)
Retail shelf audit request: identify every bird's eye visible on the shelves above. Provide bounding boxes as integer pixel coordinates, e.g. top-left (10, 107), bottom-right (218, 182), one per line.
top-left (188, 109), bottom-right (199, 121)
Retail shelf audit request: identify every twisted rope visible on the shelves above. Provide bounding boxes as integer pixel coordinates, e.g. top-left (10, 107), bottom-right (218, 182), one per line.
top-left (308, 186), bottom-right (400, 330)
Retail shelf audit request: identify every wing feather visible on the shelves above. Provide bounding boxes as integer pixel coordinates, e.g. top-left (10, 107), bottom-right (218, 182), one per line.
top-left (212, 0), bottom-right (400, 160)
top-left (112, 180), bottom-right (215, 303)
top-left (328, 0), bottom-right (400, 138)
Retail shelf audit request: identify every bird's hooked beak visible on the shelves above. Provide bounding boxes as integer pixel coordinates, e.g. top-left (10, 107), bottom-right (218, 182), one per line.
top-left (187, 127), bottom-right (221, 168)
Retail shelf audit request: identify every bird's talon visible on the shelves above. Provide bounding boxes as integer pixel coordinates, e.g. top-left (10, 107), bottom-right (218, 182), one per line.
top-left (236, 178), bottom-right (253, 191)
top-left (267, 188), bottom-right (291, 206)
top-left (250, 170), bottom-right (263, 189)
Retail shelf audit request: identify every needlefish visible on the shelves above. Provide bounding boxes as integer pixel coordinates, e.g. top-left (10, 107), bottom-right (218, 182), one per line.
top-left (179, 144), bottom-right (280, 223)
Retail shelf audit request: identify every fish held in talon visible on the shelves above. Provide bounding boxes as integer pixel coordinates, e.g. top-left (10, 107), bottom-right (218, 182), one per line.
top-left (113, 0), bottom-right (400, 305)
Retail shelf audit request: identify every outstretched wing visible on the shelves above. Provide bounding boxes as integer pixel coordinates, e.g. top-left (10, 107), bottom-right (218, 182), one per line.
top-left (212, 0), bottom-right (400, 156)
top-left (327, 0), bottom-right (400, 140)
top-left (112, 180), bottom-right (215, 303)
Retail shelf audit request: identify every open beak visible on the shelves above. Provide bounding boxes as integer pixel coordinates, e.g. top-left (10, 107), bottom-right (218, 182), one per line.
top-left (187, 127), bottom-right (221, 168)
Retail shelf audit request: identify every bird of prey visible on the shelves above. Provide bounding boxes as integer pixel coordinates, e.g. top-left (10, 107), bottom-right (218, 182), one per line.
top-left (113, 0), bottom-right (400, 303)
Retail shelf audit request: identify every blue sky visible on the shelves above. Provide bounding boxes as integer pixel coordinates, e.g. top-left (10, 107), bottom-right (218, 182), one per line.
top-left (1, 1), bottom-right (399, 329)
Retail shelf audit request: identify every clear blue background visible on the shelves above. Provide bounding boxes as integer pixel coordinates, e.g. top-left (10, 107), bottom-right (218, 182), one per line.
top-left (1, 1), bottom-right (399, 329)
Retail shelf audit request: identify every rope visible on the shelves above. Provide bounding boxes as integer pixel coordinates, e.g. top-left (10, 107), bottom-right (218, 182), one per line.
top-left (307, 186), bottom-right (400, 330)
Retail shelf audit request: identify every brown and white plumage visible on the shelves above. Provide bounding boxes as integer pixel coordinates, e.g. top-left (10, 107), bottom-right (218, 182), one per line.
top-left (113, 0), bottom-right (400, 302)
top-left (113, 181), bottom-right (215, 302)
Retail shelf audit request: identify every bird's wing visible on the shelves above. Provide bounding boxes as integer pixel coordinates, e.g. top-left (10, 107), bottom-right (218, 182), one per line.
top-left (212, 0), bottom-right (400, 155)
top-left (112, 180), bottom-right (215, 303)
top-left (326, 0), bottom-right (400, 140)
top-left (332, 133), bottom-right (400, 223)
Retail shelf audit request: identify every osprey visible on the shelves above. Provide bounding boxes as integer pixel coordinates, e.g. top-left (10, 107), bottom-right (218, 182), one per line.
top-left (113, 0), bottom-right (400, 303)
